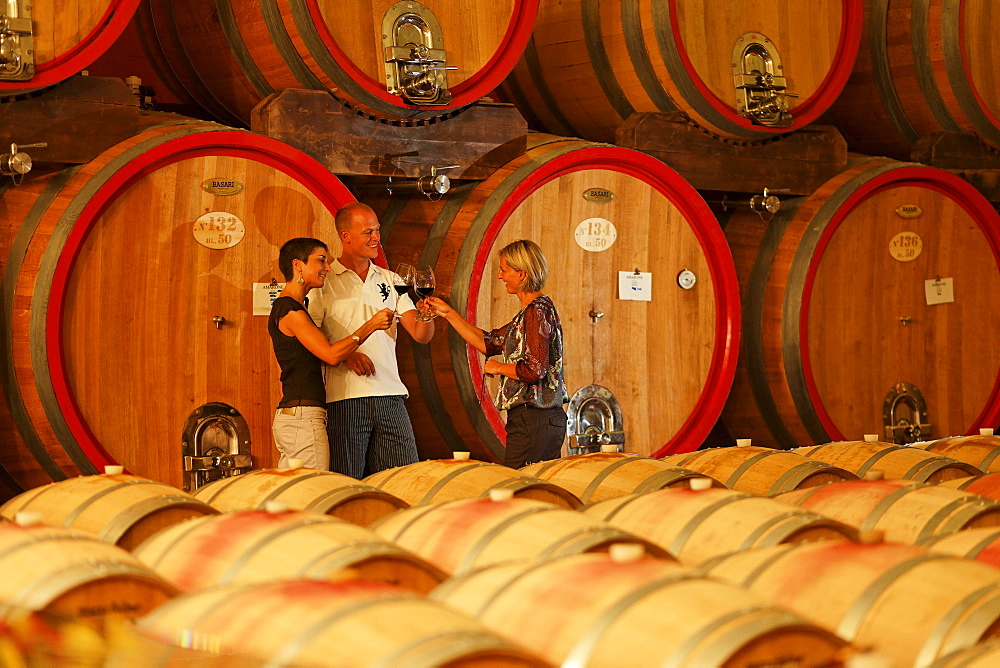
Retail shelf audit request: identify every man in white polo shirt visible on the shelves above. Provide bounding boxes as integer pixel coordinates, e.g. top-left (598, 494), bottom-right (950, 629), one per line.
top-left (308, 202), bottom-right (435, 478)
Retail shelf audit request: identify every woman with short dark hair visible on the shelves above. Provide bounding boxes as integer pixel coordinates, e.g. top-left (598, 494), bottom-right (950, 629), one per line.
top-left (426, 239), bottom-right (568, 468)
top-left (269, 238), bottom-right (393, 469)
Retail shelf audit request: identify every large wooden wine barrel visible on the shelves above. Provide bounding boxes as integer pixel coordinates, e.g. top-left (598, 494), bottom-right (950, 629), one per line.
top-left (660, 444), bottom-right (858, 496)
top-left (920, 433), bottom-right (1000, 473)
top-left (496, 1), bottom-right (862, 143)
top-left (119, 0), bottom-right (538, 126)
top-left (920, 527), bottom-right (1000, 570)
top-left (775, 479), bottom-right (1000, 544)
top-left (0, 1), bottom-right (140, 97)
top-left (192, 467), bottom-right (408, 526)
top-left (132, 509), bottom-right (446, 594)
top-left (0, 522), bottom-right (178, 621)
top-left (370, 496), bottom-right (671, 576)
top-left (519, 452), bottom-right (723, 504)
top-left (134, 579), bottom-right (546, 666)
top-left (721, 158), bottom-right (1000, 449)
top-left (797, 440), bottom-right (983, 483)
top-left (937, 473), bottom-right (1000, 502)
top-left (585, 487), bottom-right (858, 566)
top-left (824, 1), bottom-right (1000, 159)
top-left (0, 472), bottom-right (218, 551)
top-left (362, 459), bottom-right (581, 508)
top-left (369, 133), bottom-right (739, 462)
top-left (0, 120), bottom-right (354, 493)
top-left (702, 541), bottom-right (1000, 667)
top-left (430, 553), bottom-right (850, 667)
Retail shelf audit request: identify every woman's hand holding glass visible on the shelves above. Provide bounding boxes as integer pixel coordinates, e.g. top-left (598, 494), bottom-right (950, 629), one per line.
top-left (414, 265), bottom-right (436, 322)
top-left (424, 296), bottom-right (452, 318)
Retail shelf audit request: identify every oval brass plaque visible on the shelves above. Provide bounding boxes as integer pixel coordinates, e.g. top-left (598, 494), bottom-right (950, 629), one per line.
top-left (583, 188), bottom-right (615, 204)
top-left (895, 204), bottom-right (923, 219)
top-left (202, 178), bottom-right (244, 196)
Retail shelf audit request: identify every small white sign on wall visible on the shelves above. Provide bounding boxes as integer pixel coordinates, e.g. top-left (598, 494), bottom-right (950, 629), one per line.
top-left (925, 277), bottom-right (954, 306)
top-left (253, 280), bottom-right (285, 316)
top-left (618, 271), bottom-right (652, 301)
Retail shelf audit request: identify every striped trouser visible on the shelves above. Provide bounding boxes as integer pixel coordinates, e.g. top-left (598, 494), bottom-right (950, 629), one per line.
top-left (326, 395), bottom-right (418, 479)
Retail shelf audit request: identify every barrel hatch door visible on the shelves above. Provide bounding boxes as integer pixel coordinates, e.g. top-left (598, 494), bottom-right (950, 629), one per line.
top-left (182, 402), bottom-right (252, 492)
top-left (882, 382), bottom-right (932, 444)
top-left (382, 1), bottom-right (453, 106)
top-left (567, 385), bottom-right (625, 454)
top-left (732, 32), bottom-right (795, 127)
top-left (0, 1), bottom-right (33, 81)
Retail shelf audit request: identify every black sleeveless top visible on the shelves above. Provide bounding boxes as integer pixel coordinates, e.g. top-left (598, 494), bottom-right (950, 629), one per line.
top-left (268, 296), bottom-right (326, 407)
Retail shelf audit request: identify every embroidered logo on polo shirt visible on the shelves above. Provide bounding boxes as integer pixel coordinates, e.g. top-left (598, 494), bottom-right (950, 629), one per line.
top-left (378, 283), bottom-right (390, 301)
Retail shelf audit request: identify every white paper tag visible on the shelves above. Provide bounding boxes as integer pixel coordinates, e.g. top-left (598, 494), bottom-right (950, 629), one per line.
top-left (618, 271), bottom-right (652, 301)
top-left (924, 277), bottom-right (954, 305)
top-left (253, 281), bottom-right (286, 315)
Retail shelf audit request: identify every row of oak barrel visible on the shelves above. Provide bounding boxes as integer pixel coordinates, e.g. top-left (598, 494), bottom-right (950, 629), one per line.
top-left (3, 435), bottom-right (1000, 665)
top-left (4, 107), bottom-right (1000, 494)
top-left (8, 1), bottom-right (1000, 160)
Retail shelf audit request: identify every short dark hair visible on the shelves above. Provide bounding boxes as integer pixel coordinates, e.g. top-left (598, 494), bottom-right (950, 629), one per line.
top-left (278, 238), bottom-right (327, 281)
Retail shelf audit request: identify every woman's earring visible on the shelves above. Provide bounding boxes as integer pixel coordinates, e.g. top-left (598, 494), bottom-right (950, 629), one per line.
top-left (297, 274), bottom-right (305, 285)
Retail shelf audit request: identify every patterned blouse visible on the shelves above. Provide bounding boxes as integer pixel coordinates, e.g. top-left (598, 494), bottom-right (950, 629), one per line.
top-left (484, 295), bottom-right (568, 411)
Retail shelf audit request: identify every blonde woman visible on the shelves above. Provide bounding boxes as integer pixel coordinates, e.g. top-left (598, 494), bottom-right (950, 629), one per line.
top-left (426, 239), bottom-right (568, 468)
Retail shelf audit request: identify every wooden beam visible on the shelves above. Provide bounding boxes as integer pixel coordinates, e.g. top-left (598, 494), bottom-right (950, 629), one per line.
top-left (250, 89), bottom-right (527, 180)
top-left (616, 112), bottom-right (848, 195)
top-left (911, 132), bottom-right (1000, 169)
top-left (0, 75), bottom-right (140, 164)
top-left (910, 133), bottom-right (1000, 202)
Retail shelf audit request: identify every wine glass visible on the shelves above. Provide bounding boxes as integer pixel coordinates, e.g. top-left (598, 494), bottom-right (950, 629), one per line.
top-left (413, 265), bottom-right (436, 322)
top-left (393, 263), bottom-right (415, 314)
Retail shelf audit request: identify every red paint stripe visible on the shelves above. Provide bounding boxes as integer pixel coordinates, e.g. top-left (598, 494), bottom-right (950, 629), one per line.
top-left (974, 539), bottom-right (1000, 568)
top-left (798, 167), bottom-right (1000, 440)
top-left (463, 145), bottom-right (739, 455)
top-left (299, 0), bottom-right (537, 110)
top-left (45, 129), bottom-right (355, 469)
top-left (961, 475), bottom-right (1000, 501)
top-left (664, 0), bottom-right (862, 134)
top-left (0, 1), bottom-right (141, 92)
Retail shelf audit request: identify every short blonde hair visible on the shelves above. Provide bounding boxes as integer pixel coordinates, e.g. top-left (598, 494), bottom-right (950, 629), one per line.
top-left (500, 239), bottom-right (548, 293)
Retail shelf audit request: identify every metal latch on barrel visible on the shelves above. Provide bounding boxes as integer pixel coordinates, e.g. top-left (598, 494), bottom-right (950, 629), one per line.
top-left (569, 430), bottom-right (626, 454)
top-left (0, 2), bottom-right (34, 82)
top-left (184, 454), bottom-right (253, 474)
top-left (732, 32), bottom-right (796, 127)
top-left (382, 0), bottom-right (454, 105)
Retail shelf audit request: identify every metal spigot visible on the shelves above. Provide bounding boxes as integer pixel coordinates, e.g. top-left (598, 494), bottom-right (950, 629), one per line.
top-left (1, 142), bottom-right (47, 181)
top-left (387, 164), bottom-right (457, 199)
top-left (749, 188), bottom-right (785, 214)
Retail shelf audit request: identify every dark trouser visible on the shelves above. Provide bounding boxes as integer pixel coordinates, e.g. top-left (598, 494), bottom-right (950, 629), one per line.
top-left (326, 396), bottom-right (418, 479)
top-left (504, 404), bottom-right (567, 469)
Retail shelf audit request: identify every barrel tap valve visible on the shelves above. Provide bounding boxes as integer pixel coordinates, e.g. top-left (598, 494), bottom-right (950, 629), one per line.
top-left (1, 142), bottom-right (46, 184)
top-left (387, 164), bottom-right (457, 200)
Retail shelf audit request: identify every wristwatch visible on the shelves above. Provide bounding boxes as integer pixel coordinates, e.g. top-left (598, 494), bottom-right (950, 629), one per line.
top-left (351, 333), bottom-right (361, 344)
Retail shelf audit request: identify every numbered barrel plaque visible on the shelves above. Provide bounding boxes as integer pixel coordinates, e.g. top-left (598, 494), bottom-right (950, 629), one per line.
top-left (193, 211), bottom-right (246, 249)
top-left (888, 231), bottom-right (922, 262)
top-left (574, 217), bottom-right (617, 252)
